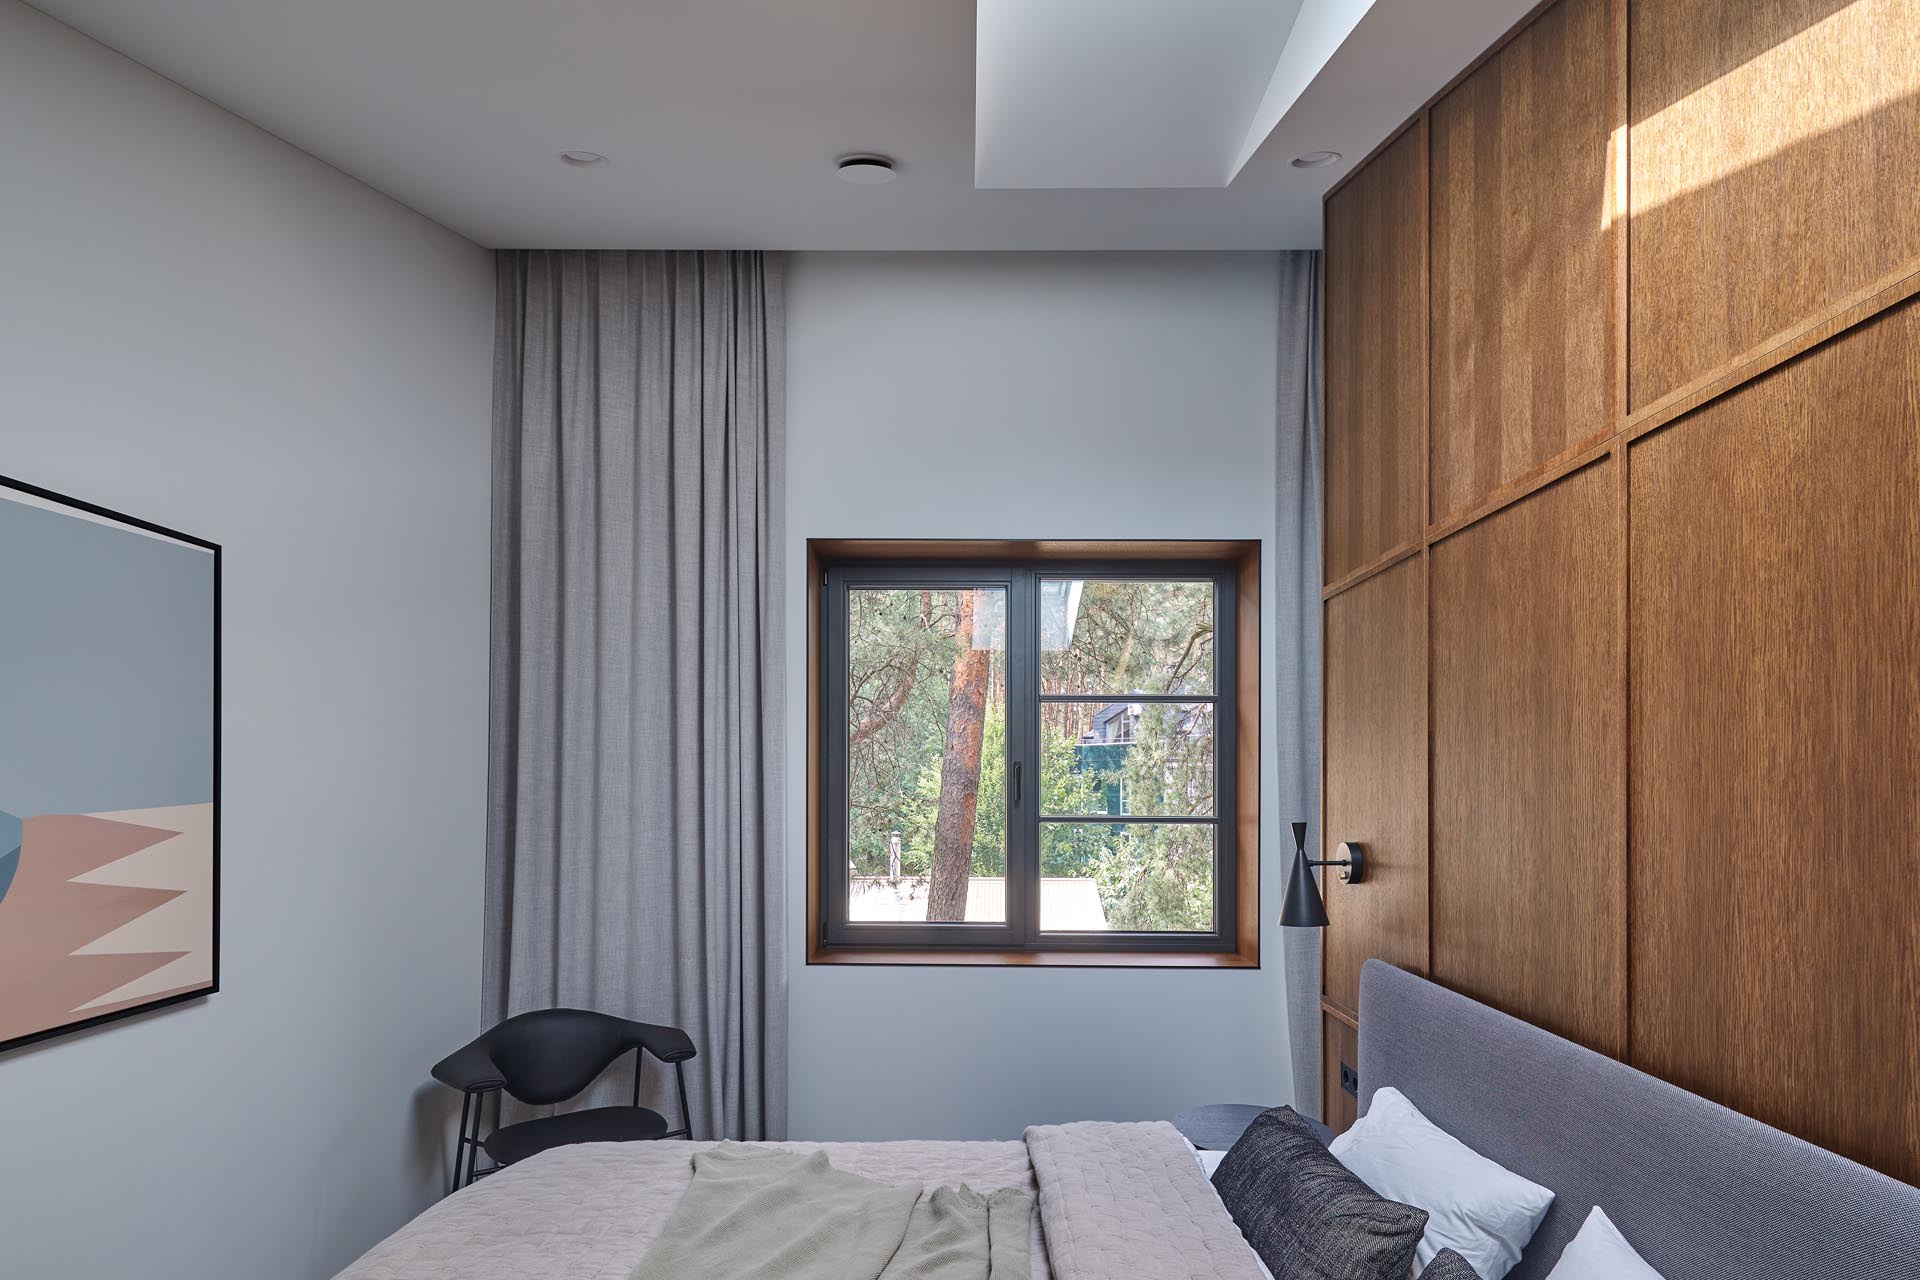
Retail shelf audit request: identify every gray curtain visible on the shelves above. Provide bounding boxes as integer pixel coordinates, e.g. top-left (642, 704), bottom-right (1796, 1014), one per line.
top-left (485, 250), bottom-right (787, 1140)
top-left (1275, 250), bottom-right (1325, 1120)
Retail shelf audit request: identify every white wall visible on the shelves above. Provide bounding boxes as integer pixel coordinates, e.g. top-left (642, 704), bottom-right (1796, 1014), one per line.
top-left (0, 4), bottom-right (493, 1276)
top-left (785, 251), bottom-right (1292, 1140)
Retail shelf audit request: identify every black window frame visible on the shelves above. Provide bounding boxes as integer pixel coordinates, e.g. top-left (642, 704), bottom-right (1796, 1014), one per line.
top-left (817, 555), bottom-right (1240, 957)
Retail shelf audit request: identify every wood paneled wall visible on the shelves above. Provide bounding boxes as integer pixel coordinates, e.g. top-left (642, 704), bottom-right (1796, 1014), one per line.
top-left (1324, 122), bottom-right (1426, 587)
top-left (1428, 0), bottom-right (1618, 522)
top-left (1322, 1009), bottom-right (1361, 1135)
top-left (1318, 0), bottom-right (1920, 1187)
top-left (1430, 459), bottom-right (1623, 1055)
top-left (1323, 558), bottom-right (1427, 1015)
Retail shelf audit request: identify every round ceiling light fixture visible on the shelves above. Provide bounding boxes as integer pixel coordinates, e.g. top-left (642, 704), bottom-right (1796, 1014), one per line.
top-left (836, 154), bottom-right (896, 184)
top-left (1290, 150), bottom-right (1343, 169)
top-left (560, 150), bottom-right (609, 168)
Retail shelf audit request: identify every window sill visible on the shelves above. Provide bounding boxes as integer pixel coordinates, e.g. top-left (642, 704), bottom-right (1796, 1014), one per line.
top-left (805, 943), bottom-right (1261, 968)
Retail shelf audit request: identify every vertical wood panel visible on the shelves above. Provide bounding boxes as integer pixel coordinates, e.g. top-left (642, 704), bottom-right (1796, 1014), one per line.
top-left (1628, 299), bottom-right (1920, 1185)
top-left (1323, 1013), bottom-right (1361, 1135)
top-left (1629, 0), bottom-right (1920, 409)
top-left (1322, 557), bottom-right (1428, 1013)
top-left (1325, 122), bottom-right (1427, 583)
top-left (1430, 0), bottom-right (1617, 519)
top-left (1431, 461), bottom-right (1623, 1054)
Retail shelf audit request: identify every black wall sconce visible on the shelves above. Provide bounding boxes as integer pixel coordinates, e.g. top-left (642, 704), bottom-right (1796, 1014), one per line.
top-left (1278, 820), bottom-right (1366, 929)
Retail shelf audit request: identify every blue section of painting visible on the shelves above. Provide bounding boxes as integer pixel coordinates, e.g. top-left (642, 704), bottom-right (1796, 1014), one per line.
top-left (0, 808), bottom-right (19, 905)
top-left (0, 492), bottom-right (215, 819)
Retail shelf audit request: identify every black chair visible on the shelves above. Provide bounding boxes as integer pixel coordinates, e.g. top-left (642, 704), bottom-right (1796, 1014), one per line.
top-left (432, 1008), bottom-right (696, 1191)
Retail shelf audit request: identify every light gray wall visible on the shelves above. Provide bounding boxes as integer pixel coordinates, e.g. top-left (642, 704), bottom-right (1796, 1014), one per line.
top-left (785, 251), bottom-right (1293, 1140)
top-left (0, 4), bottom-right (494, 1276)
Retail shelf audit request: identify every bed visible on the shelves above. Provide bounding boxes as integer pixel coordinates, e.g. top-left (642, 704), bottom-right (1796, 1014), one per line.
top-left (339, 962), bottom-right (1920, 1278)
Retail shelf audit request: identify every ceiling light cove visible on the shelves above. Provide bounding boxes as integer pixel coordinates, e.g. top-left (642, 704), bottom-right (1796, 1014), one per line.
top-left (559, 151), bottom-right (608, 168)
top-left (975, 0), bottom-right (1305, 189)
top-left (1290, 150), bottom-right (1342, 169)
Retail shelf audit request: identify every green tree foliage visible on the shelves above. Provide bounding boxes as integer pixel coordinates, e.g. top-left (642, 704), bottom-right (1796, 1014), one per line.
top-left (845, 589), bottom-right (995, 878)
top-left (845, 578), bottom-right (1217, 932)
top-left (1062, 703), bottom-right (1216, 931)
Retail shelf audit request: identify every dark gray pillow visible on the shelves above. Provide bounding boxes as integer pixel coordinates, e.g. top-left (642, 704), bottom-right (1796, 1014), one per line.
top-left (1418, 1250), bottom-right (1481, 1279)
top-left (1211, 1106), bottom-right (1429, 1279)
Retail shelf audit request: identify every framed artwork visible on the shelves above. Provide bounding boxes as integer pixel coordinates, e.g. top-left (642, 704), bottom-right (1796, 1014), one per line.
top-left (0, 473), bottom-right (219, 1053)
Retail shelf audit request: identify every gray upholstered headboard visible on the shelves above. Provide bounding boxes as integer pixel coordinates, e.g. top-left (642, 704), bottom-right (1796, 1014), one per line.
top-left (1356, 961), bottom-right (1920, 1279)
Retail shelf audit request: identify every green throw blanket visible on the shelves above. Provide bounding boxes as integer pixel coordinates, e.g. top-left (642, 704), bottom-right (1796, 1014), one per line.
top-left (631, 1144), bottom-right (1033, 1280)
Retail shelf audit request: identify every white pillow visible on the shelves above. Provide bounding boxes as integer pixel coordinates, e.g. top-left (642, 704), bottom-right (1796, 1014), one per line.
top-left (1546, 1207), bottom-right (1666, 1279)
top-left (1328, 1087), bottom-right (1553, 1279)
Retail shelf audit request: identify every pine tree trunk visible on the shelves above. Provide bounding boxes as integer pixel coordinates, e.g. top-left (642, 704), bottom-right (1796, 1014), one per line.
top-left (927, 591), bottom-right (990, 922)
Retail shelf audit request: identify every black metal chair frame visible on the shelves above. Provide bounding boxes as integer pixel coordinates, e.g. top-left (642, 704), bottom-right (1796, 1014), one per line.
top-left (435, 1010), bottom-right (696, 1194)
top-left (449, 1049), bottom-right (692, 1190)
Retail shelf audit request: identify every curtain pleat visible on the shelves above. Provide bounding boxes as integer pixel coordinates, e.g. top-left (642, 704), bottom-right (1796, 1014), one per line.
top-left (1276, 250), bottom-right (1326, 1120)
top-left (484, 250), bottom-right (787, 1140)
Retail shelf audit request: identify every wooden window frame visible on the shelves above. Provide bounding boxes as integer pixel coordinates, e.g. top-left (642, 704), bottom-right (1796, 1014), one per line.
top-left (806, 539), bottom-right (1261, 968)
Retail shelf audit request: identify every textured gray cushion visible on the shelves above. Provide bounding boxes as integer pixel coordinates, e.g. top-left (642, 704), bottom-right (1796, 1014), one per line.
top-left (1357, 961), bottom-right (1920, 1280)
top-left (1418, 1250), bottom-right (1481, 1280)
top-left (1211, 1105), bottom-right (1428, 1279)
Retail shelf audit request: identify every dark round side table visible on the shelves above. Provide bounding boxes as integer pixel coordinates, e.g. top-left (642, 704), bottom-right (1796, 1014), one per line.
top-left (1173, 1103), bottom-right (1271, 1150)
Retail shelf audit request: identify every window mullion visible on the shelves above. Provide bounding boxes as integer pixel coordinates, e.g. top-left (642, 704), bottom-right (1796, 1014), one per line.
top-left (1009, 566), bottom-right (1041, 949)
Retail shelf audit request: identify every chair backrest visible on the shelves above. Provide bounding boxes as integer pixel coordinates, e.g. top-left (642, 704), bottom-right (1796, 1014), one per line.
top-left (480, 1008), bottom-right (636, 1105)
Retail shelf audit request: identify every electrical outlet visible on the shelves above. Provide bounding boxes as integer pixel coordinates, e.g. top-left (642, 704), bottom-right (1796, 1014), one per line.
top-left (1339, 1063), bottom-right (1359, 1098)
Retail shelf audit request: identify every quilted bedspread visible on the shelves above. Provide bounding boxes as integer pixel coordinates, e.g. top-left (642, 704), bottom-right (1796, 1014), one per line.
top-left (337, 1122), bottom-right (1264, 1279)
top-left (1024, 1121), bottom-right (1264, 1280)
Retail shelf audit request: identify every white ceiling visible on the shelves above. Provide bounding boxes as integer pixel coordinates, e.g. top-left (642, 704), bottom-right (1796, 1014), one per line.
top-left (27, 0), bottom-right (1541, 249)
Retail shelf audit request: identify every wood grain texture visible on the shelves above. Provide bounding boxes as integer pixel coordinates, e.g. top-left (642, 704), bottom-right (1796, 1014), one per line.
top-left (806, 539), bottom-right (1257, 563)
top-left (805, 949), bottom-right (1258, 968)
top-left (1430, 0), bottom-right (1617, 520)
top-left (1430, 460), bottom-right (1623, 1054)
top-left (1322, 557), bottom-right (1428, 1012)
top-left (1627, 298), bottom-right (1920, 1185)
top-left (1323, 1013), bottom-right (1361, 1135)
top-left (1234, 550), bottom-right (1262, 968)
top-left (1320, 0), bottom-right (1920, 1180)
top-left (806, 544), bottom-right (822, 961)
top-left (1325, 121), bottom-right (1427, 584)
top-left (1629, 0), bottom-right (1920, 408)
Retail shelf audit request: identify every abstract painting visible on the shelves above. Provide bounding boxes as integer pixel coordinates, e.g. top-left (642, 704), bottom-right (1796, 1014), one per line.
top-left (0, 475), bottom-right (218, 1053)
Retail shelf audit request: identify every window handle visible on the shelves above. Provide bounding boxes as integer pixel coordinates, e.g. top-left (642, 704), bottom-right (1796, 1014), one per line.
top-left (1011, 761), bottom-right (1022, 808)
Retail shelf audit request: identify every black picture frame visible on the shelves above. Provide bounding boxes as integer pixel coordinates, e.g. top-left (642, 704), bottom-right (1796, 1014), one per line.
top-left (0, 472), bottom-right (221, 1056)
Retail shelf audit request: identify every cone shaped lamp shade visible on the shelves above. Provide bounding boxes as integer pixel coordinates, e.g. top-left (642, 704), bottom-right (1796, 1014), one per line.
top-left (1279, 820), bottom-right (1329, 928)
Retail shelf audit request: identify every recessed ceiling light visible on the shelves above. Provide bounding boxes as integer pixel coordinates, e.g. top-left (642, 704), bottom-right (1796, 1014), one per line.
top-left (560, 151), bottom-right (608, 168)
top-left (836, 154), bottom-right (896, 184)
top-left (1291, 151), bottom-right (1342, 169)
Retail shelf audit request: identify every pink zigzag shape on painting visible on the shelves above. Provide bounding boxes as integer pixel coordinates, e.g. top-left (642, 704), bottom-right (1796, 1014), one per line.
top-left (0, 813), bottom-right (190, 1045)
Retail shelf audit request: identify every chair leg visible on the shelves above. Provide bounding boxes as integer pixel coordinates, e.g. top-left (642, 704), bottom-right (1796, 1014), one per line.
top-left (632, 1047), bottom-right (644, 1109)
top-left (466, 1092), bottom-right (498, 1187)
top-left (450, 1090), bottom-right (474, 1195)
top-left (674, 1061), bottom-right (692, 1139)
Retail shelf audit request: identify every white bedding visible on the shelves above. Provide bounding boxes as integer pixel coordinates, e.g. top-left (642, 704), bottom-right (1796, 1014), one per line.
top-left (340, 1123), bottom-right (1268, 1280)
top-left (342, 1140), bottom-right (1046, 1280)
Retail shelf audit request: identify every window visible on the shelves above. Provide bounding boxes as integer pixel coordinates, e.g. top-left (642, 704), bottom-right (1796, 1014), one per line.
top-left (810, 542), bottom-right (1258, 964)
